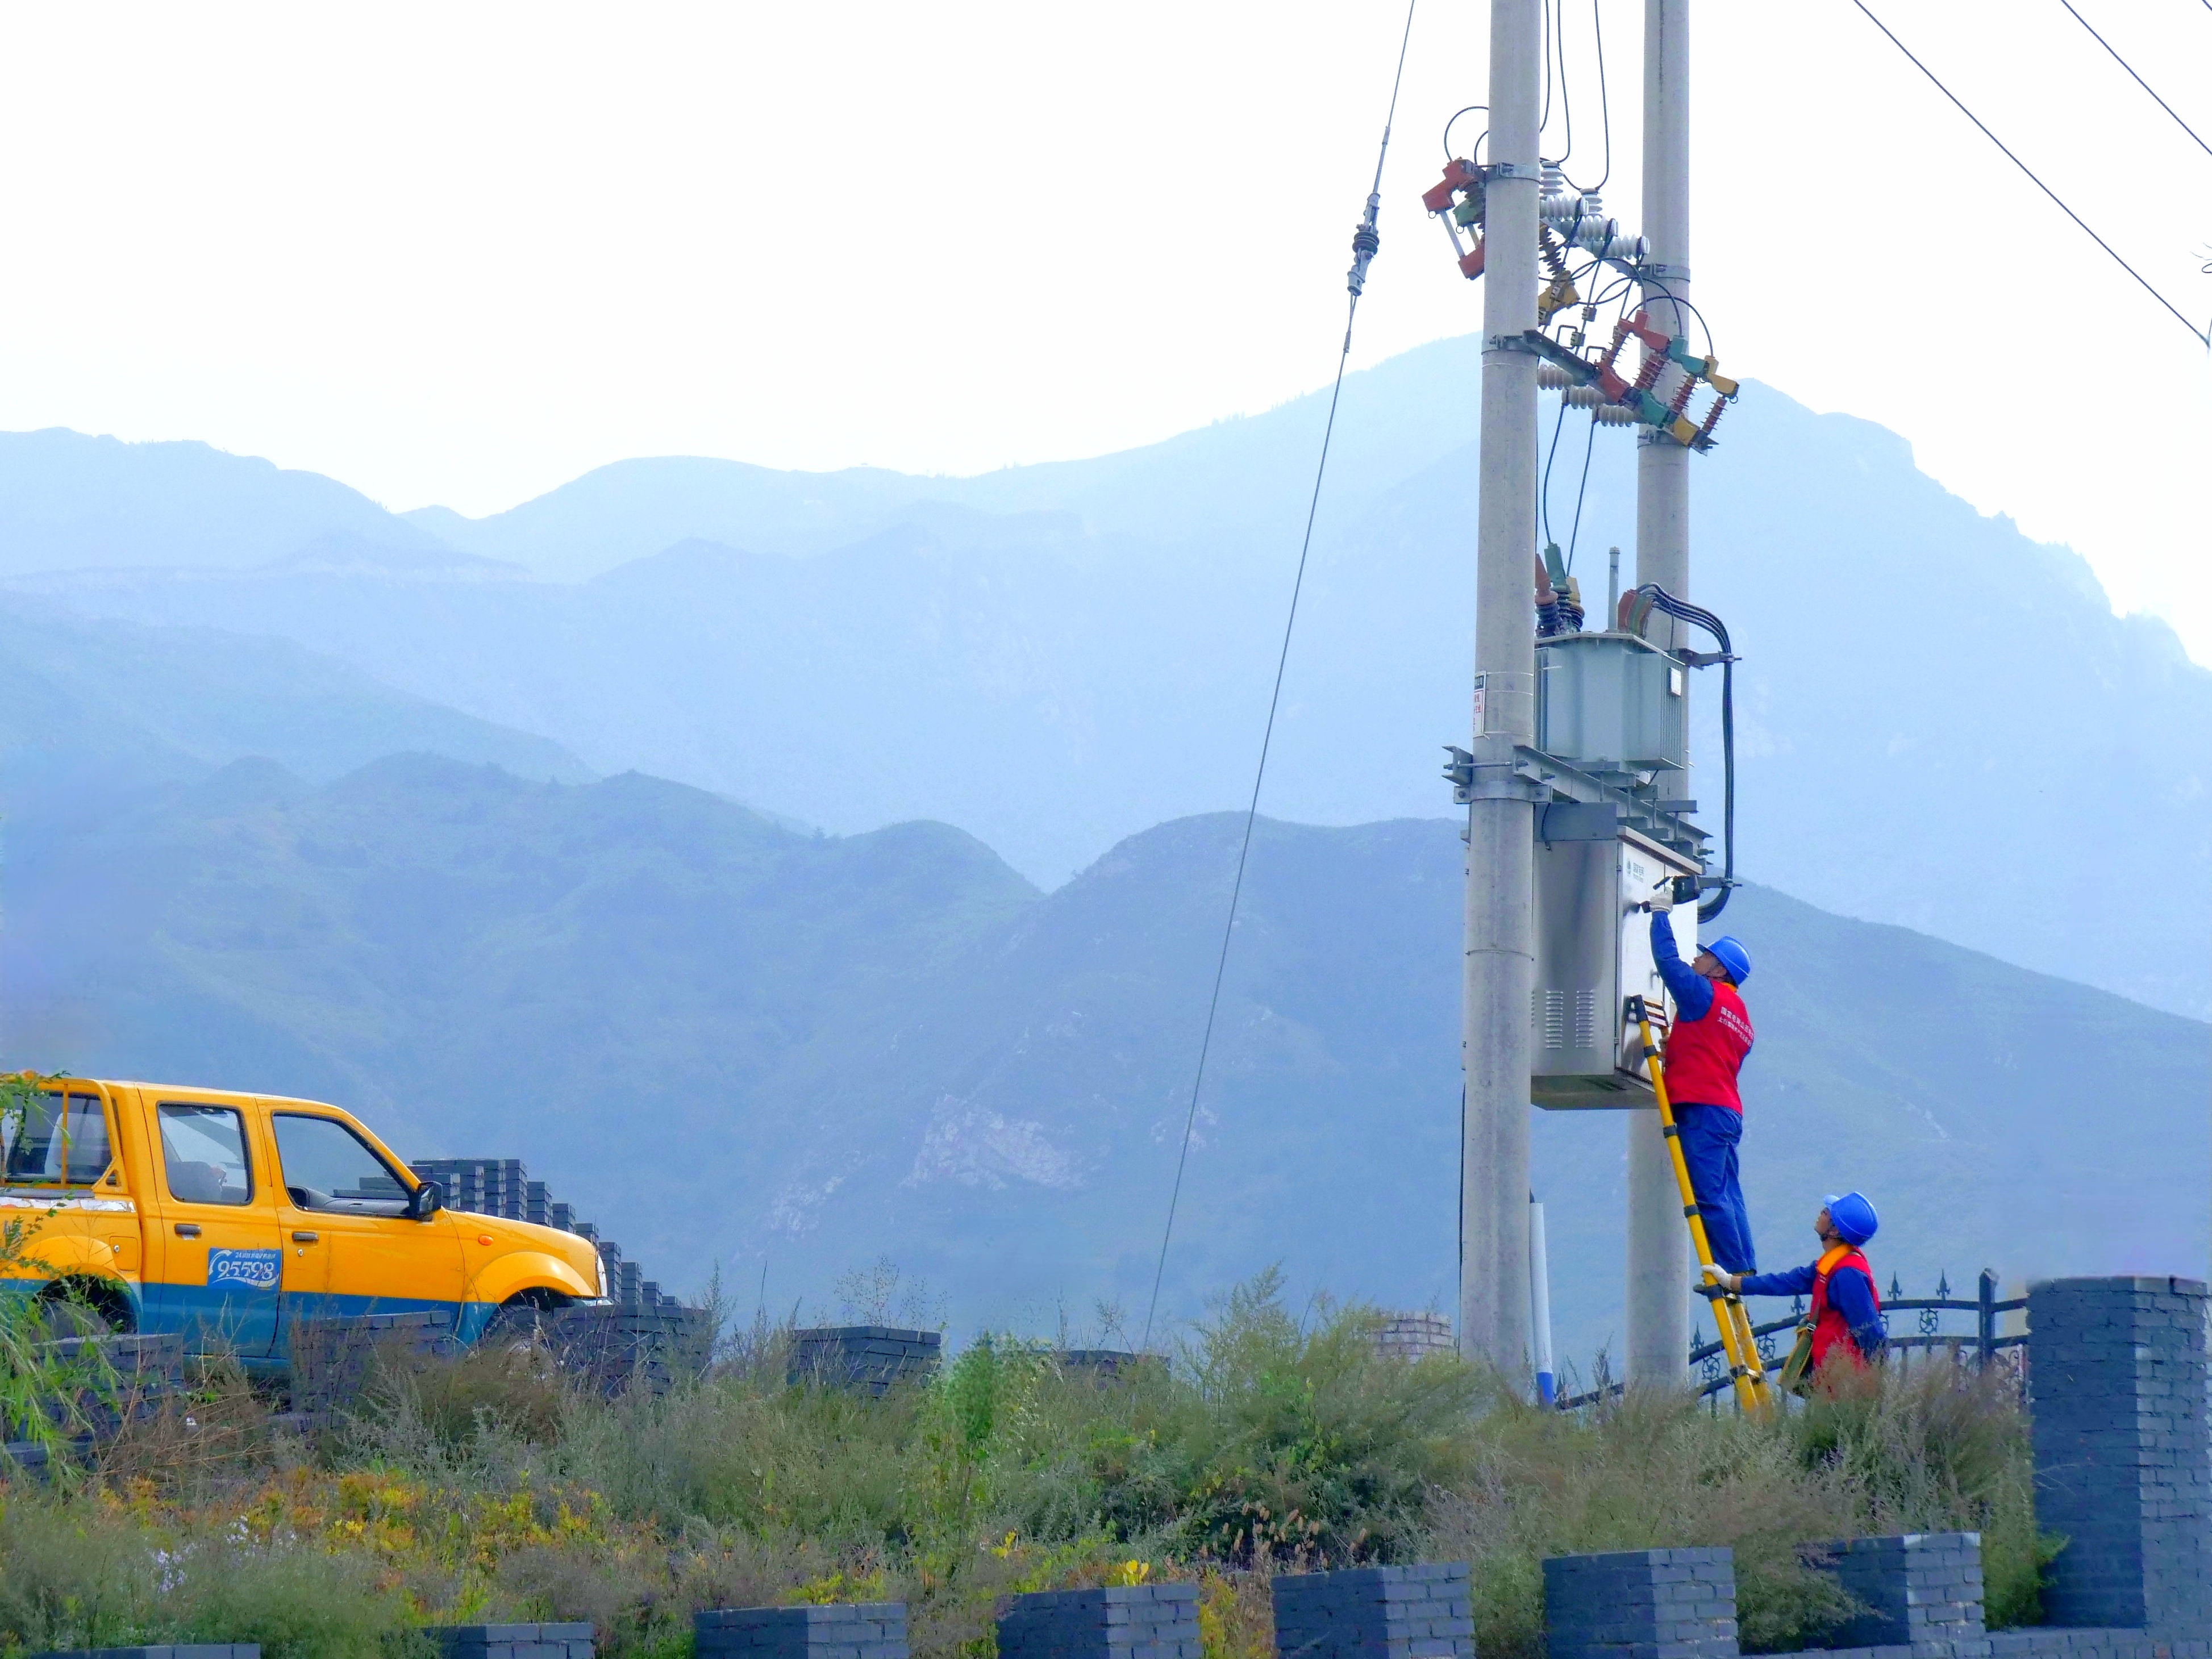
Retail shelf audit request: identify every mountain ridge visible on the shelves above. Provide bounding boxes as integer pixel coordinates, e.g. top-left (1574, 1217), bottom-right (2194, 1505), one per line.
top-left (4, 339), bottom-right (2207, 1020)
top-left (1, 750), bottom-right (2199, 1363)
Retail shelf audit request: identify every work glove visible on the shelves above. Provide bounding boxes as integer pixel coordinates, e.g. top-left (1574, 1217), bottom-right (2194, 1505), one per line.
top-left (1648, 879), bottom-right (1675, 914)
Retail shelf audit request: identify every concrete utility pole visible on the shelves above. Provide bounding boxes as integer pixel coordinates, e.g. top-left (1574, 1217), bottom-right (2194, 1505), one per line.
top-left (1624, 0), bottom-right (1693, 1389)
top-left (1459, 0), bottom-right (1542, 1378)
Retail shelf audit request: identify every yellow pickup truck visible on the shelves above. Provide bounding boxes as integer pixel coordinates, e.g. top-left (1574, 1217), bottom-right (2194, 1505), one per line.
top-left (1, 1077), bottom-right (606, 1366)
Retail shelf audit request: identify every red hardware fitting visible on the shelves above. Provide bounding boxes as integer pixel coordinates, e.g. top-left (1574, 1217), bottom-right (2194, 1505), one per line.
top-left (1423, 157), bottom-right (1480, 214)
top-left (1459, 237), bottom-right (1486, 280)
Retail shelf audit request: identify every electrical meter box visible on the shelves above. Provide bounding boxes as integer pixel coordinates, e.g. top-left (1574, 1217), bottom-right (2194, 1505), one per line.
top-left (1531, 817), bottom-right (1701, 1107)
top-left (1535, 631), bottom-right (1688, 773)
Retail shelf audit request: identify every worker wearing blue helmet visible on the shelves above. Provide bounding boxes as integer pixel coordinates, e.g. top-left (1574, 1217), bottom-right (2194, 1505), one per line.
top-left (1723, 1192), bottom-right (1886, 1374)
top-left (1648, 881), bottom-right (1758, 1274)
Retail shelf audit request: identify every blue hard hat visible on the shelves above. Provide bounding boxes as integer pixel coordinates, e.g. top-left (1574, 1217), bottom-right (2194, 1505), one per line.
top-left (1706, 935), bottom-right (1752, 985)
top-left (1824, 1191), bottom-right (1879, 1245)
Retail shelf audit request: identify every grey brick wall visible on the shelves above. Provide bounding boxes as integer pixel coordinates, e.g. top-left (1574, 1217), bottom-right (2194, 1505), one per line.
top-left (1763, 1631), bottom-right (2212, 1659)
top-left (695, 1601), bottom-right (909, 1659)
top-left (2027, 1277), bottom-right (2211, 1635)
top-left (1543, 1547), bottom-right (1739, 1659)
top-left (1985, 1629), bottom-right (2212, 1659)
top-left (998, 1583), bottom-right (1199, 1659)
top-left (1799, 1532), bottom-right (1986, 1656)
top-left (420, 1625), bottom-right (594, 1659)
top-left (1272, 1563), bottom-right (1473, 1659)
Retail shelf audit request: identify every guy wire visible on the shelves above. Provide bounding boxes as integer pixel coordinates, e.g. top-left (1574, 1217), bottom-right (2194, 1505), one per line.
top-left (1140, 0), bottom-right (1418, 1354)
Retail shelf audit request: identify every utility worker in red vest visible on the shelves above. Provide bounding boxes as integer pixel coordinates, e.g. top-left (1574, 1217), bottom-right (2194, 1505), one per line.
top-left (1721, 1192), bottom-right (1887, 1371)
top-left (1647, 888), bottom-right (1758, 1274)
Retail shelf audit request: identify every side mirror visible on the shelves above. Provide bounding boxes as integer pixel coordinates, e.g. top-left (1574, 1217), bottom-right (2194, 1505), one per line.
top-left (409, 1179), bottom-right (445, 1220)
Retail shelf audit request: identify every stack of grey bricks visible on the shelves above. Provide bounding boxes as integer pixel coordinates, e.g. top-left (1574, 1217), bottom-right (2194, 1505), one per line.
top-left (1798, 1532), bottom-right (1988, 1659)
top-left (30, 1647), bottom-right (261, 1657)
top-left (788, 1327), bottom-right (942, 1395)
top-left (695, 1603), bottom-right (907, 1659)
top-left (2026, 1277), bottom-right (2211, 1636)
top-left (288, 1307), bottom-right (458, 1420)
top-left (999, 1583), bottom-right (1198, 1659)
top-left (1272, 1564), bottom-right (1473, 1659)
top-left (543, 1302), bottom-right (713, 1399)
top-left (1543, 1548), bottom-right (1738, 1659)
top-left (1057, 1349), bottom-right (1156, 1381)
top-left (420, 1624), bottom-right (594, 1658)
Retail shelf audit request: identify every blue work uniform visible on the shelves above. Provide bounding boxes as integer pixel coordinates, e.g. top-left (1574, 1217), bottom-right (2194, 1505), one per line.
top-left (1652, 911), bottom-right (1757, 1273)
top-left (1739, 1252), bottom-right (1887, 1364)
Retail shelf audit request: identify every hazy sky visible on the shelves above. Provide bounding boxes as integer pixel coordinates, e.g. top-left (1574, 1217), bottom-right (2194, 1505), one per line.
top-left (1, 4), bottom-right (2207, 653)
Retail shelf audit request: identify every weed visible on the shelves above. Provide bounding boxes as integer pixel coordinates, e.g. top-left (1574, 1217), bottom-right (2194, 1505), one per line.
top-left (0, 1273), bottom-right (2054, 1659)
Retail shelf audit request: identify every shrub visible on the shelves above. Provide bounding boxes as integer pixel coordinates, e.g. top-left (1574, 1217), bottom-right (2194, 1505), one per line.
top-left (0, 1274), bottom-right (2054, 1659)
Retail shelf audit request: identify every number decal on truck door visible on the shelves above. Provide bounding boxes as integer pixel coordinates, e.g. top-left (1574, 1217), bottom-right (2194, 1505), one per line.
top-left (207, 1249), bottom-right (281, 1289)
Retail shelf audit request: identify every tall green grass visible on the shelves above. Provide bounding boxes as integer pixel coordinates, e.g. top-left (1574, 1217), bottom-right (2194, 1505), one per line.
top-left (0, 1272), bottom-right (2053, 1659)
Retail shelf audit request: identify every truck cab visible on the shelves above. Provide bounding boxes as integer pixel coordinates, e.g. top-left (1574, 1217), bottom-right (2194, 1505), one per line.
top-left (1, 1077), bottom-right (606, 1368)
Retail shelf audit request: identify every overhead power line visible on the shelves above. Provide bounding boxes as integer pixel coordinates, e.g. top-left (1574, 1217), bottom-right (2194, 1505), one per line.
top-left (1850, 0), bottom-right (2210, 350)
top-left (2057, 0), bottom-right (2212, 162)
top-left (1139, 0), bottom-right (1418, 1356)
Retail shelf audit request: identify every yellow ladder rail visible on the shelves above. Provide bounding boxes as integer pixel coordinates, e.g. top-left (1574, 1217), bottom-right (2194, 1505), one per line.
top-left (1627, 994), bottom-right (1772, 1414)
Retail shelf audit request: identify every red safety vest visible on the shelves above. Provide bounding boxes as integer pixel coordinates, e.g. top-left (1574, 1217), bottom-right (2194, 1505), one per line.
top-left (1810, 1244), bottom-right (1879, 1370)
top-left (1661, 979), bottom-right (1754, 1111)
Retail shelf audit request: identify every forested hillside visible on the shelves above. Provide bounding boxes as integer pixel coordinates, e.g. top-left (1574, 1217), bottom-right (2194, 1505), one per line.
top-left (6, 749), bottom-right (2199, 1363)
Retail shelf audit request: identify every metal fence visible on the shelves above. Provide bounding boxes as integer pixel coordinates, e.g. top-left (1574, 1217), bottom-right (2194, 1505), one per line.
top-left (1558, 1269), bottom-right (2026, 1409)
top-left (1689, 1267), bottom-right (2026, 1398)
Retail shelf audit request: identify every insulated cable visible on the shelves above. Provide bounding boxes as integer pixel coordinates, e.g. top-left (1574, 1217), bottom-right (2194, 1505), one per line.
top-left (1585, 0), bottom-right (1611, 194)
top-left (1139, 0), bottom-right (1419, 1356)
top-left (1540, 392), bottom-right (1570, 546)
top-left (1564, 407), bottom-right (1598, 574)
top-left (1852, 0), bottom-right (2211, 349)
top-left (1548, 0), bottom-right (1573, 171)
top-left (1634, 585), bottom-right (1736, 923)
top-left (2056, 0), bottom-right (2212, 162)
top-left (1443, 105), bottom-right (1487, 160)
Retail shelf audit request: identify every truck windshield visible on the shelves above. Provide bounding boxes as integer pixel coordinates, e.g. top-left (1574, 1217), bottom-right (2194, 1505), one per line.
top-left (272, 1114), bottom-right (413, 1216)
top-left (2, 1089), bottom-right (112, 1186)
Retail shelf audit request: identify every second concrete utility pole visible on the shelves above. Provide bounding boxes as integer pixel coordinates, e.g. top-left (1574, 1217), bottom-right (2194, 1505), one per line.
top-left (1624, 0), bottom-right (1693, 1389)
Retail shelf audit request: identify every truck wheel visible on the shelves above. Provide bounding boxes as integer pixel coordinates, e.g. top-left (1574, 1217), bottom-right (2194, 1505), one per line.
top-left (483, 1289), bottom-right (573, 1352)
top-left (38, 1280), bottom-right (133, 1337)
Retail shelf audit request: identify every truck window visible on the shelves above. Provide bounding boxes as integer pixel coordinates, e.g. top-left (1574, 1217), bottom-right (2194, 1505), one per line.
top-left (157, 1104), bottom-right (255, 1206)
top-left (271, 1114), bottom-right (411, 1216)
top-left (2, 1089), bottom-right (112, 1186)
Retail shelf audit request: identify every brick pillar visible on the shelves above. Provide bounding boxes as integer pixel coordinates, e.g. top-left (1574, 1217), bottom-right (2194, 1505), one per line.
top-left (694, 1602), bottom-right (908, 1659)
top-left (1270, 1564), bottom-right (1474, 1659)
top-left (1802, 1532), bottom-right (1986, 1656)
top-left (2028, 1275), bottom-right (2212, 1633)
top-left (997, 1583), bottom-right (1199, 1659)
top-left (1543, 1548), bottom-right (1739, 1659)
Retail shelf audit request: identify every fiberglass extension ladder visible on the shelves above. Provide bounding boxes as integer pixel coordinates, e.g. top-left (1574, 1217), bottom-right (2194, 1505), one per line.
top-left (1625, 994), bottom-right (1774, 1414)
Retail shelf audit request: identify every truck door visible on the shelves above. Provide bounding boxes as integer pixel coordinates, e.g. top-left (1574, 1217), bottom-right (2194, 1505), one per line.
top-left (268, 1109), bottom-right (462, 1324)
top-left (146, 1098), bottom-right (282, 1357)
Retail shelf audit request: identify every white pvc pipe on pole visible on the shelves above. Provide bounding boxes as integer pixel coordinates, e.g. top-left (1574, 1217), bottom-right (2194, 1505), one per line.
top-left (1530, 1194), bottom-right (1556, 1405)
